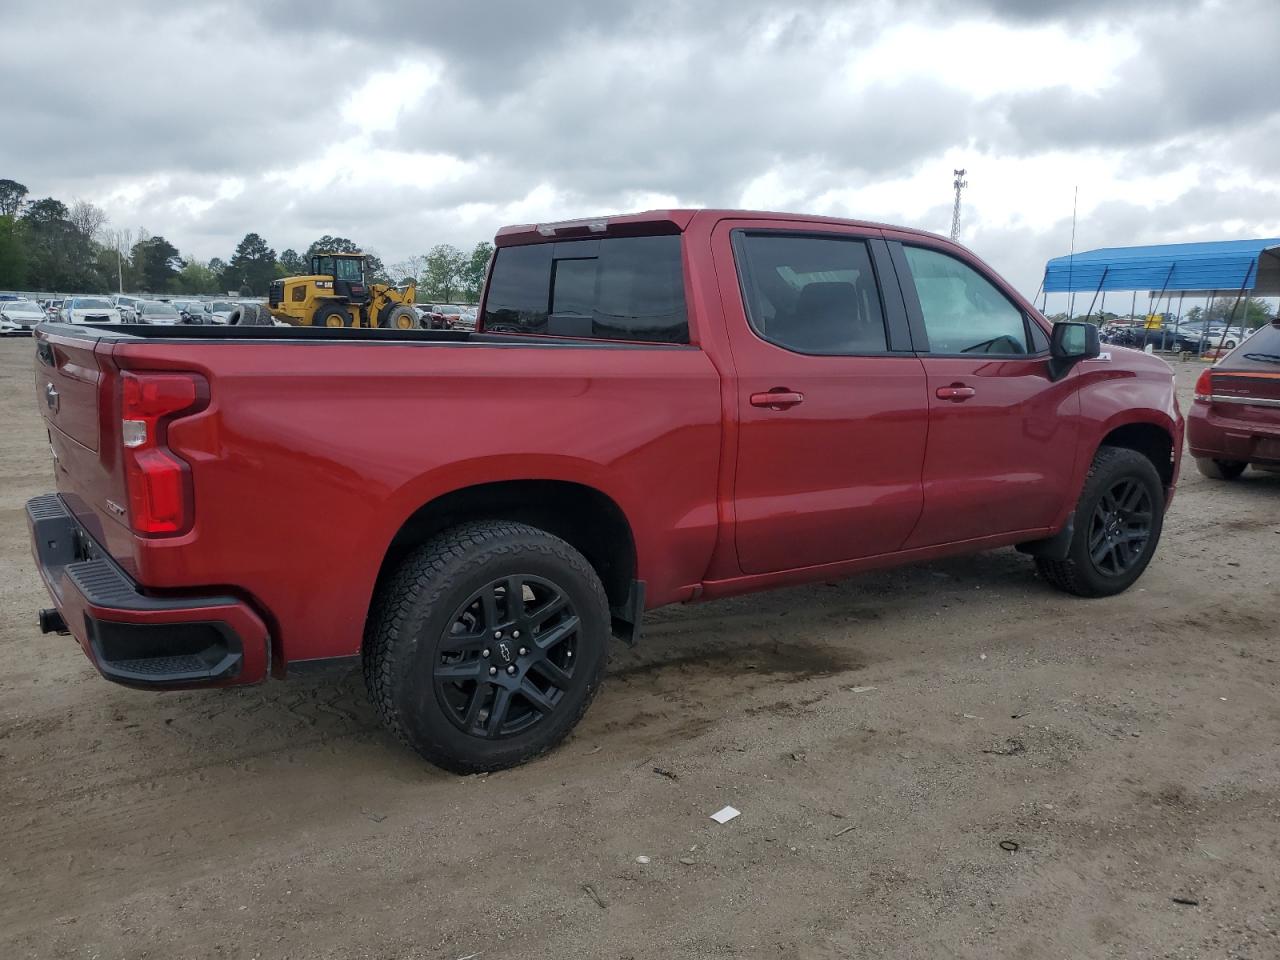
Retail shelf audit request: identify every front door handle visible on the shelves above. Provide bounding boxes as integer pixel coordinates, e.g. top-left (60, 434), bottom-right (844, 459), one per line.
top-left (935, 384), bottom-right (975, 402)
top-left (750, 389), bottom-right (805, 410)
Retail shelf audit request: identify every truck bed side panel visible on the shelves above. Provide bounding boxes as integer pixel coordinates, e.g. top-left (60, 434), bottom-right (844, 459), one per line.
top-left (105, 339), bottom-right (723, 663)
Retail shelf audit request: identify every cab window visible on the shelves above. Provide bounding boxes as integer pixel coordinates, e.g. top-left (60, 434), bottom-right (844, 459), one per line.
top-left (335, 258), bottom-right (363, 282)
top-left (733, 233), bottom-right (889, 355)
top-left (903, 246), bottom-right (1030, 356)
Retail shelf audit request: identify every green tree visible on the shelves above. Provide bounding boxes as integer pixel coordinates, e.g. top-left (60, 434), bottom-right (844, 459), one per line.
top-left (460, 241), bottom-right (494, 302)
top-left (1207, 295), bottom-right (1273, 329)
top-left (21, 198), bottom-right (101, 290)
top-left (224, 232), bottom-right (277, 296)
top-left (0, 179), bottom-right (28, 217)
top-left (0, 215), bottom-right (28, 288)
top-left (278, 248), bottom-right (306, 275)
top-left (303, 235), bottom-right (360, 260)
top-left (421, 243), bottom-right (466, 302)
top-left (131, 235), bottom-right (182, 291)
top-left (364, 251), bottom-right (389, 284)
top-left (176, 258), bottom-right (220, 295)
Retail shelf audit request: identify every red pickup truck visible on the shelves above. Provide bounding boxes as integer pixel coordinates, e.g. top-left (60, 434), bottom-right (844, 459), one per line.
top-left (28, 209), bottom-right (1182, 772)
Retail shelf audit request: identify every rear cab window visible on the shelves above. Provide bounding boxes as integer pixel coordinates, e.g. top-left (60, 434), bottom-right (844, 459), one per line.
top-left (482, 235), bottom-right (688, 343)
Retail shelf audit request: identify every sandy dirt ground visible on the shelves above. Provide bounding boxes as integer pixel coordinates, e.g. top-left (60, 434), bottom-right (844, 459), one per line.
top-left (0, 336), bottom-right (1277, 960)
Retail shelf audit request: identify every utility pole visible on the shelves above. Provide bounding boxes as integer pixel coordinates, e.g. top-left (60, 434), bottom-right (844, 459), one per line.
top-left (949, 169), bottom-right (968, 242)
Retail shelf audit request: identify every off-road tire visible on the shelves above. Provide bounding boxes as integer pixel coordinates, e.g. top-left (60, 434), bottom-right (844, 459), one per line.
top-left (1195, 457), bottom-right (1247, 481)
top-left (379, 304), bottom-right (418, 330)
top-left (314, 302), bottom-right (351, 328)
top-left (363, 521), bottom-right (611, 773)
top-left (1036, 446), bottom-right (1165, 598)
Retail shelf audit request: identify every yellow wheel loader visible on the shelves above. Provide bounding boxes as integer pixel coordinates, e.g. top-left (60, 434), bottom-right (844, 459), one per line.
top-left (261, 252), bottom-right (419, 329)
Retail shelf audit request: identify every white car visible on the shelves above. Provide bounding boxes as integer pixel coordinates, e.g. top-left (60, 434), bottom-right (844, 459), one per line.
top-left (113, 295), bottom-right (144, 322)
top-left (137, 300), bottom-right (182, 325)
top-left (61, 296), bottom-right (123, 324)
top-left (0, 298), bottom-right (46, 335)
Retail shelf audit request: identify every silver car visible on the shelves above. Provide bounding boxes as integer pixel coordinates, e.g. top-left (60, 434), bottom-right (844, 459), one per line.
top-left (137, 300), bottom-right (182, 325)
top-left (0, 298), bottom-right (45, 335)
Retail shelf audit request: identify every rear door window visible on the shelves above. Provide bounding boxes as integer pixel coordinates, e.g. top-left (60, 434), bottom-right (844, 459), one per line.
top-left (483, 235), bottom-right (688, 343)
top-left (733, 233), bottom-right (890, 355)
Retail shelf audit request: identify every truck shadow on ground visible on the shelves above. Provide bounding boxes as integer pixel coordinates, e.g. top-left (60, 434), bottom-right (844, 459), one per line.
top-left (101, 548), bottom-right (1047, 772)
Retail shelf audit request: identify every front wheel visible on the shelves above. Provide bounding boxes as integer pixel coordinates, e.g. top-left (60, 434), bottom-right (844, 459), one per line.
top-left (363, 521), bottom-right (610, 773)
top-left (1036, 446), bottom-right (1165, 598)
top-left (379, 304), bottom-right (418, 330)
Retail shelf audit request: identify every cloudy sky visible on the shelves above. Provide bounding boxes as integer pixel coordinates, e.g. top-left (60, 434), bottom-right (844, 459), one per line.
top-left (3, 0), bottom-right (1277, 301)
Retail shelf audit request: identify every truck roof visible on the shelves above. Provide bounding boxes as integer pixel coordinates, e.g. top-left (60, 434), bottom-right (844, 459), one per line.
top-left (494, 209), bottom-right (951, 246)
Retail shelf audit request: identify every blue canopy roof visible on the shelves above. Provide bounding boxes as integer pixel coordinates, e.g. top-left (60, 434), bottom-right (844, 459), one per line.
top-left (1044, 237), bottom-right (1280, 295)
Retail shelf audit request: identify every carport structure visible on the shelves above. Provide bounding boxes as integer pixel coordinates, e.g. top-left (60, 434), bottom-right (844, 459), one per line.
top-left (1040, 237), bottom-right (1280, 351)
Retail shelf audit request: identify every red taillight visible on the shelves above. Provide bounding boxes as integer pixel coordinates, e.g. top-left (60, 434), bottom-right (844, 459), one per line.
top-left (120, 372), bottom-right (205, 535)
top-left (1193, 368), bottom-right (1213, 402)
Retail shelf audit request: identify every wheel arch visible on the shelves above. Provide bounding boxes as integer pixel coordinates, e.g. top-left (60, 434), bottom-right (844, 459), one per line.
top-left (1098, 418), bottom-right (1176, 491)
top-left (369, 478), bottom-right (639, 633)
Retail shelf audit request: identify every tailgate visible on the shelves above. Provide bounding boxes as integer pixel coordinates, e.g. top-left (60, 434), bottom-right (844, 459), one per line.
top-left (33, 329), bottom-right (135, 568)
top-left (35, 332), bottom-right (102, 451)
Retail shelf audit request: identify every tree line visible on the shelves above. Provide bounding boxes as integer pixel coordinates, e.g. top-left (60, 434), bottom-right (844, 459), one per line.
top-left (0, 178), bottom-right (494, 303)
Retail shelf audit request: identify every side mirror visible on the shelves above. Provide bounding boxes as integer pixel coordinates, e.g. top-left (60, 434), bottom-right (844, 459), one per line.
top-left (1048, 321), bottom-right (1100, 381)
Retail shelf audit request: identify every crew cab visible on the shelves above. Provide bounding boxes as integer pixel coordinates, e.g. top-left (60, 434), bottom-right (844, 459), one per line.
top-left (1188, 320), bottom-right (1280, 478)
top-left (27, 209), bottom-right (1182, 773)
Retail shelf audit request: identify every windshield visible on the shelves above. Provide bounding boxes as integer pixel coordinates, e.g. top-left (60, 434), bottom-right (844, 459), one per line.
top-left (3, 299), bottom-right (37, 311)
top-left (211, 301), bottom-right (233, 312)
top-left (143, 302), bottom-right (179, 316)
top-left (73, 297), bottom-right (113, 309)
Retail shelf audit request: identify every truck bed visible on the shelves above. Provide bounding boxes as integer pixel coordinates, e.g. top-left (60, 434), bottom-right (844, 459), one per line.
top-left (43, 322), bottom-right (684, 350)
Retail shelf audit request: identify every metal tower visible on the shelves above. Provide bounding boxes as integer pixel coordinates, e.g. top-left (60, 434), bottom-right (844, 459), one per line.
top-left (949, 169), bottom-right (968, 242)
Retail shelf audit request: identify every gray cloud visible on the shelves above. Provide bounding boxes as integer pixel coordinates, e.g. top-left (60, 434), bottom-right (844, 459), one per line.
top-left (1, 0), bottom-right (1276, 296)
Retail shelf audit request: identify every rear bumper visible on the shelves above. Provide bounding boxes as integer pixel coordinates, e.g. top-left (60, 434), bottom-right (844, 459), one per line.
top-left (1187, 400), bottom-right (1280, 464)
top-left (27, 494), bottom-right (270, 689)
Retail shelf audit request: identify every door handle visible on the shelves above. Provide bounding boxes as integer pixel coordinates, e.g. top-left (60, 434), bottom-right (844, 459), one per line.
top-left (935, 384), bottom-right (975, 402)
top-left (750, 389), bottom-right (805, 410)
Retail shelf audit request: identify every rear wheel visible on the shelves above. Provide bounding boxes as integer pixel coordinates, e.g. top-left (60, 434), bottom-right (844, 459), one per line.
top-left (1036, 446), bottom-right (1165, 598)
top-left (314, 302), bottom-right (351, 328)
top-left (1195, 457), bottom-right (1247, 480)
top-left (379, 304), bottom-right (418, 330)
top-left (363, 521), bottom-right (610, 773)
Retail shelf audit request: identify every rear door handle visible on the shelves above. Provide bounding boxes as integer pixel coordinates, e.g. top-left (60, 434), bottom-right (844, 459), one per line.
top-left (935, 384), bottom-right (976, 402)
top-left (750, 390), bottom-right (805, 410)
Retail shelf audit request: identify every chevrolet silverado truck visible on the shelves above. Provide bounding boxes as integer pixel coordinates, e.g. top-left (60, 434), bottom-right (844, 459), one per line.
top-left (28, 209), bottom-right (1183, 772)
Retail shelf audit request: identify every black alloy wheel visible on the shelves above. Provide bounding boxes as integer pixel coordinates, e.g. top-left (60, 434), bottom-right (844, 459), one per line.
top-left (434, 574), bottom-right (580, 738)
top-left (1087, 477), bottom-right (1153, 577)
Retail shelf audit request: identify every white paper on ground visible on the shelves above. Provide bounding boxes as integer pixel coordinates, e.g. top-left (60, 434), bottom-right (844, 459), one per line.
top-left (710, 805), bottom-right (741, 824)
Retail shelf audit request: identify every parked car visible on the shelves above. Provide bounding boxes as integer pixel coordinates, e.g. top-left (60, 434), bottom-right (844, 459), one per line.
top-left (0, 298), bottom-right (46, 335)
top-left (1178, 325), bottom-right (1250, 353)
top-left (26, 208), bottom-right (1182, 774)
top-left (174, 300), bottom-right (212, 324)
top-left (44, 299), bottom-right (63, 319)
top-left (208, 300), bottom-right (237, 324)
top-left (112, 295), bottom-right (144, 322)
top-left (1187, 320), bottom-right (1280, 479)
top-left (60, 296), bottom-right (122, 324)
top-left (137, 300), bottom-right (182, 325)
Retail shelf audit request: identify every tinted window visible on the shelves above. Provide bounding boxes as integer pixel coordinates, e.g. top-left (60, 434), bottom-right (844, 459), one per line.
top-left (903, 246), bottom-right (1028, 355)
top-left (335, 258), bottom-right (363, 281)
top-left (734, 234), bottom-right (888, 355)
top-left (73, 297), bottom-right (113, 308)
top-left (1028, 318), bottom-right (1050, 353)
top-left (483, 235), bottom-right (688, 343)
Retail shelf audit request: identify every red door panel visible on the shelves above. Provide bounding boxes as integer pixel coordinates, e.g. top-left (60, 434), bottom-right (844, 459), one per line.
top-left (904, 357), bottom-right (1080, 547)
top-left (711, 220), bottom-right (929, 575)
